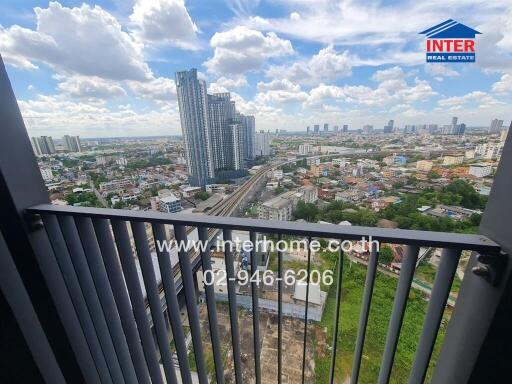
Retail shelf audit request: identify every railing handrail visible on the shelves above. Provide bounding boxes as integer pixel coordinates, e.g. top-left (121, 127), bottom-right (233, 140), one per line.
top-left (27, 204), bottom-right (500, 253)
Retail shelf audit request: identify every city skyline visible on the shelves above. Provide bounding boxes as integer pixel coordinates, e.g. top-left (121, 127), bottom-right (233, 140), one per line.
top-left (1, 1), bottom-right (512, 138)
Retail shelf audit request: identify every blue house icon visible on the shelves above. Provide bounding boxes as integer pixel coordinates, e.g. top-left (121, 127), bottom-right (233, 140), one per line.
top-left (419, 19), bottom-right (481, 38)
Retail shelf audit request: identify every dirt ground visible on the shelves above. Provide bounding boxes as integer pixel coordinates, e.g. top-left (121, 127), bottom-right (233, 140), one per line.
top-left (198, 302), bottom-right (316, 383)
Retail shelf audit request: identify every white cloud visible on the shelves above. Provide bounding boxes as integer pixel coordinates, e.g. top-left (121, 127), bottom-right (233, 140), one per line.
top-left (241, 1), bottom-right (512, 69)
top-left (204, 26), bottom-right (294, 75)
top-left (257, 79), bottom-right (300, 92)
top-left (438, 91), bottom-right (504, 107)
top-left (492, 73), bottom-right (512, 93)
top-left (424, 64), bottom-right (460, 78)
top-left (56, 75), bottom-right (126, 100)
top-left (0, 2), bottom-right (151, 80)
top-left (266, 45), bottom-right (353, 85)
top-left (304, 69), bottom-right (436, 108)
top-left (210, 76), bottom-right (248, 89)
top-left (20, 94), bottom-right (181, 137)
top-left (130, 0), bottom-right (199, 49)
top-left (128, 76), bottom-right (177, 101)
top-left (255, 89), bottom-right (308, 104)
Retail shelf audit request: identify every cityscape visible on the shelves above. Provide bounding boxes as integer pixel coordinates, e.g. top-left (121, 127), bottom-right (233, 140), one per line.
top-left (27, 68), bottom-right (509, 382)
top-left (2, 1), bottom-right (512, 384)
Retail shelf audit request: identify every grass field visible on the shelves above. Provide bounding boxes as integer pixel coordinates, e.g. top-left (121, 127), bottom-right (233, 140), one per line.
top-left (314, 255), bottom-right (451, 383)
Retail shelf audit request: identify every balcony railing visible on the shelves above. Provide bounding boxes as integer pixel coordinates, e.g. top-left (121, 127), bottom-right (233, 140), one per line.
top-left (24, 203), bottom-right (501, 384)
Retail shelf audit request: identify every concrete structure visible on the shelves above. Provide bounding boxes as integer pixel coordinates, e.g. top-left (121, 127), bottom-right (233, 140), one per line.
top-left (255, 130), bottom-right (271, 157)
top-left (416, 160), bottom-right (433, 172)
top-left (62, 135), bottom-right (81, 153)
top-left (475, 143), bottom-right (504, 160)
top-left (469, 163), bottom-right (492, 178)
top-left (40, 167), bottom-right (53, 182)
top-left (443, 153), bottom-right (465, 166)
top-left (298, 144), bottom-right (313, 155)
top-left (159, 194), bottom-right (182, 213)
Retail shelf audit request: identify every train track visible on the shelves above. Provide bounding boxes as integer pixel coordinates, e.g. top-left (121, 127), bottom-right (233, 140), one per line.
top-left (150, 164), bottom-right (272, 304)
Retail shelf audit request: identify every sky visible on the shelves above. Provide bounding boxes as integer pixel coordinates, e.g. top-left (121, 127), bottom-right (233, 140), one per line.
top-left (1, 0), bottom-right (512, 138)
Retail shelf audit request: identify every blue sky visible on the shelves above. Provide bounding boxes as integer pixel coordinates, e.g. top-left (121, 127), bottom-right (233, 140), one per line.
top-left (1, 0), bottom-right (511, 137)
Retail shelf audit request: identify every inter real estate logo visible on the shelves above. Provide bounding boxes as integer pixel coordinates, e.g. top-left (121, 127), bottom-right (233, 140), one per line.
top-left (420, 19), bottom-right (481, 63)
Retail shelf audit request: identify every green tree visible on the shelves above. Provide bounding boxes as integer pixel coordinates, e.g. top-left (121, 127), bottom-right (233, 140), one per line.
top-left (293, 201), bottom-right (319, 222)
top-left (379, 246), bottom-right (395, 264)
top-left (194, 191), bottom-right (210, 201)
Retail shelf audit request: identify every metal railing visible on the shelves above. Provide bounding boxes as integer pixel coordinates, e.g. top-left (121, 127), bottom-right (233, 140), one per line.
top-left (26, 203), bottom-right (501, 384)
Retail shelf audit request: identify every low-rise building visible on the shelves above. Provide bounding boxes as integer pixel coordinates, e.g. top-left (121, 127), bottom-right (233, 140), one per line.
top-left (469, 163), bottom-right (492, 178)
top-left (416, 160), bottom-right (433, 172)
top-left (442, 153), bottom-right (464, 166)
top-left (159, 194), bottom-right (182, 213)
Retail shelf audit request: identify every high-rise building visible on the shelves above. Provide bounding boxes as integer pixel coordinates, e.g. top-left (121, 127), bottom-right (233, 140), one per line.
top-left (323, 123), bottom-right (329, 132)
top-left (31, 136), bottom-right (55, 156)
top-left (452, 116), bottom-right (458, 128)
top-left (314, 124), bottom-right (320, 134)
top-left (306, 126), bottom-right (310, 134)
top-left (30, 137), bottom-right (42, 156)
top-left (333, 125), bottom-right (339, 132)
top-left (384, 119), bottom-right (394, 133)
top-left (63, 135), bottom-right (81, 152)
top-left (176, 69), bottom-right (255, 186)
top-left (255, 130), bottom-right (271, 157)
top-left (208, 93), bottom-right (233, 170)
top-left (490, 119), bottom-right (504, 133)
top-left (240, 114), bottom-right (255, 162)
top-left (342, 124), bottom-right (348, 132)
top-left (176, 69), bottom-right (214, 186)
top-left (362, 125), bottom-right (374, 134)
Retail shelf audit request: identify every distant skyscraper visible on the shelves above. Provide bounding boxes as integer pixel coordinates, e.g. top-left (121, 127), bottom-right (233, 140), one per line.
top-left (457, 123), bottom-right (466, 135)
top-left (31, 136), bottom-right (55, 156)
top-left (63, 135), bottom-right (81, 152)
top-left (255, 130), bottom-right (271, 157)
top-left (384, 119), bottom-right (394, 133)
top-left (490, 118), bottom-right (504, 133)
top-left (323, 123), bottom-right (329, 132)
top-left (450, 116), bottom-right (458, 134)
top-left (306, 126), bottom-right (310, 134)
top-left (176, 68), bottom-right (214, 186)
top-left (30, 137), bottom-right (42, 156)
top-left (342, 124), bottom-right (348, 132)
top-left (362, 125), bottom-right (374, 134)
top-left (333, 125), bottom-right (339, 132)
top-left (229, 122), bottom-right (244, 170)
top-left (314, 124), bottom-right (320, 134)
top-left (239, 114), bottom-right (255, 162)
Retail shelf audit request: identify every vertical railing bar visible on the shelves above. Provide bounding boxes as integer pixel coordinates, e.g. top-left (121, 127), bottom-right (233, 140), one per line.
top-left (131, 221), bottom-right (178, 384)
top-left (173, 224), bottom-right (208, 384)
top-left (111, 220), bottom-right (164, 384)
top-left (58, 215), bottom-right (125, 384)
top-left (408, 248), bottom-right (462, 384)
top-left (75, 217), bottom-right (138, 384)
top-left (377, 245), bottom-right (420, 384)
top-left (41, 214), bottom-right (107, 384)
top-left (152, 223), bottom-right (193, 384)
top-left (301, 236), bottom-right (312, 384)
top-left (198, 226), bottom-right (225, 384)
top-left (277, 234), bottom-right (283, 384)
top-left (351, 248), bottom-right (379, 384)
top-left (93, 218), bottom-right (152, 384)
top-left (250, 231), bottom-right (261, 384)
top-left (329, 245), bottom-right (344, 384)
top-left (224, 229), bottom-right (243, 384)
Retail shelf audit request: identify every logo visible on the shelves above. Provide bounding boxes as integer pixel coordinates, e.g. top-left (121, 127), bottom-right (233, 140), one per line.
top-left (420, 19), bottom-right (481, 63)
